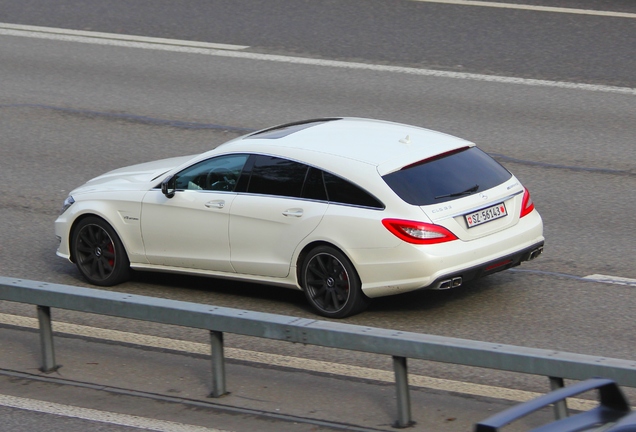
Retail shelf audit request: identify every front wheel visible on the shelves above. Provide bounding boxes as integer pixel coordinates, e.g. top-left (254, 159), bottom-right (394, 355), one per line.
top-left (300, 246), bottom-right (369, 318)
top-left (71, 216), bottom-right (131, 286)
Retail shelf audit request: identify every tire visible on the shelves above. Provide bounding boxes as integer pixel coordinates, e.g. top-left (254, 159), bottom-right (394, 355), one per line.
top-left (71, 216), bottom-right (131, 286)
top-left (300, 245), bottom-right (370, 318)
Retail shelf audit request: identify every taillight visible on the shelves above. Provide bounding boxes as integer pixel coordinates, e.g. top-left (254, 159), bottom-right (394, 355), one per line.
top-left (520, 187), bottom-right (535, 218)
top-left (382, 219), bottom-right (458, 244)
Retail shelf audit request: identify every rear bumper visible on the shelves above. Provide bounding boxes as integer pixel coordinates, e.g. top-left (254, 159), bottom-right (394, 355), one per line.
top-left (427, 241), bottom-right (544, 290)
top-left (357, 209), bottom-right (544, 298)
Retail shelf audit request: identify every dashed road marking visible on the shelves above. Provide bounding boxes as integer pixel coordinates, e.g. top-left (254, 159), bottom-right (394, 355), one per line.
top-left (408, 0), bottom-right (636, 19)
top-left (583, 274), bottom-right (636, 287)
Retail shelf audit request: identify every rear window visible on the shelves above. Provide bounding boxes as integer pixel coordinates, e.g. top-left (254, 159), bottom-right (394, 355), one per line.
top-left (382, 147), bottom-right (512, 206)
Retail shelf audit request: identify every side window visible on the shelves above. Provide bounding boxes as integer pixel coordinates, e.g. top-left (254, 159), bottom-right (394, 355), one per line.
top-left (247, 155), bottom-right (308, 198)
top-left (239, 154), bottom-right (382, 208)
top-left (174, 154), bottom-right (248, 192)
top-left (323, 172), bottom-right (384, 209)
top-left (302, 167), bottom-right (328, 201)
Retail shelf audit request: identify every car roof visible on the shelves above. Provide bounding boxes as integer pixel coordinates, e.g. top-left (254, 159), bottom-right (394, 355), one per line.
top-left (217, 118), bottom-right (475, 176)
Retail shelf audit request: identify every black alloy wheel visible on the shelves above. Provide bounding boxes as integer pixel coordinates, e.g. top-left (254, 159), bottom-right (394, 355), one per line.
top-left (301, 245), bottom-right (369, 318)
top-left (71, 216), bottom-right (130, 286)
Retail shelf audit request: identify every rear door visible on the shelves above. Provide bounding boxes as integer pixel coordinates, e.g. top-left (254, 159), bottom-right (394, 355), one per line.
top-left (229, 156), bottom-right (328, 278)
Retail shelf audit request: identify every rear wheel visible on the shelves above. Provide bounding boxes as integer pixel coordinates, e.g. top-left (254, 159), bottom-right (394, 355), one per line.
top-left (71, 216), bottom-right (130, 286)
top-left (300, 245), bottom-right (369, 318)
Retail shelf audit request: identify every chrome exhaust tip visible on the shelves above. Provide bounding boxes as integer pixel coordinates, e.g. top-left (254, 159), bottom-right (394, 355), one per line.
top-left (434, 277), bottom-right (463, 290)
top-left (437, 279), bottom-right (452, 290)
top-left (529, 246), bottom-right (544, 260)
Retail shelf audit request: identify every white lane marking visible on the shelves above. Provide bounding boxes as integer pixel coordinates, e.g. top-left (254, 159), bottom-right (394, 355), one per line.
top-left (0, 23), bottom-right (249, 50)
top-left (0, 394), bottom-right (229, 432)
top-left (0, 313), bottom-right (599, 411)
top-left (409, 0), bottom-right (636, 18)
top-left (583, 274), bottom-right (636, 287)
top-left (1, 23), bottom-right (634, 96)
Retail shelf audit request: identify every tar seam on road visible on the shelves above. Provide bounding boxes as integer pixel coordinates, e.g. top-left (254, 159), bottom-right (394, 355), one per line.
top-left (2, 102), bottom-right (632, 178)
top-left (490, 153), bottom-right (635, 177)
top-left (0, 103), bottom-right (254, 133)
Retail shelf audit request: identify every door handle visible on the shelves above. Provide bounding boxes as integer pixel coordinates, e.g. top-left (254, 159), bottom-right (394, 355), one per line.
top-left (282, 208), bottom-right (303, 217)
top-left (205, 200), bottom-right (225, 209)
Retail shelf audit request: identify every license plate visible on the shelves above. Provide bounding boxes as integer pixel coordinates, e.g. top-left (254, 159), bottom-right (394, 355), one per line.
top-left (465, 203), bottom-right (507, 228)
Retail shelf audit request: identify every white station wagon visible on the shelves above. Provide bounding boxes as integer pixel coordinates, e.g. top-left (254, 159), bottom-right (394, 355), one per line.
top-left (56, 118), bottom-right (544, 317)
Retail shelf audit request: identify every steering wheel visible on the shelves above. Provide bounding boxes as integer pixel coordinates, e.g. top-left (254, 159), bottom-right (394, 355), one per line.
top-left (206, 168), bottom-right (236, 191)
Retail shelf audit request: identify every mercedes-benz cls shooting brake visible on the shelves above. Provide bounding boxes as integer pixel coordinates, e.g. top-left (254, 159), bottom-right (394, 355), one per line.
top-left (56, 118), bottom-right (544, 317)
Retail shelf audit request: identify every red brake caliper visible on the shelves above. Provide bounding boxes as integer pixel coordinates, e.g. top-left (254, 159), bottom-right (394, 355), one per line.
top-left (107, 242), bottom-right (115, 267)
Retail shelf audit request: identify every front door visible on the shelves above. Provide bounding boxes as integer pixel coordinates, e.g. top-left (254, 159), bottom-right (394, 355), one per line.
top-left (140, 153), bottom-right (249, 272)
top-left (141, 189), bottom-right (236, 272)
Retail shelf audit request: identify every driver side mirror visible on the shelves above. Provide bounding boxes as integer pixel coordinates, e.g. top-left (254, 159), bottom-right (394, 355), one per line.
top-left (161, 175), bottom-right (176, 198)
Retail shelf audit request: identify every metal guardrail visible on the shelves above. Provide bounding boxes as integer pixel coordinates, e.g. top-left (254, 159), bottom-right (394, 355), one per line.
top-left (2, 276), bottom-right (636, 428)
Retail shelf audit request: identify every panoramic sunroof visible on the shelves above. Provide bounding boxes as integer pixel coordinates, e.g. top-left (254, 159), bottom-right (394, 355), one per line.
top-left (246, 118), bottom-right (342, 139)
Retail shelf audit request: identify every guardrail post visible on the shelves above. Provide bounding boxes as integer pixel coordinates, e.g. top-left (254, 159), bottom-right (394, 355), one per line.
top-left (393, 355), bottom-right (414, 428)
top-left (549, 376), bottom-right (568, 419)
top-left (209, 330), bottom-right (227, 397)
top-left (36, 306), bottom-right (58, 373)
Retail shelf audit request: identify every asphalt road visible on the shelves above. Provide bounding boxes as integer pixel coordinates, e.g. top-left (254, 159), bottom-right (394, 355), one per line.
top-left (1, 0), bottom-right (636, 87)
top-left (0, 0), bottom-right (635, 430)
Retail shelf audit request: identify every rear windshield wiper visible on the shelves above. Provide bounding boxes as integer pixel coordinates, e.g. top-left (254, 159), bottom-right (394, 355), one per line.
top-left (435, 184), bottom-right (479, 199)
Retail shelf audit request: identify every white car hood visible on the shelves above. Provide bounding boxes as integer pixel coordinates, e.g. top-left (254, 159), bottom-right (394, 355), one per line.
top-left (72, 155), bottom-right (196, 194)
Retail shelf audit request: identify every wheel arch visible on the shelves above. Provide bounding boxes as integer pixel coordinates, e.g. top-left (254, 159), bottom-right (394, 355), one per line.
top-left (296, 240), bottom-right (370, 318)
top-left (68, 212), bottom-right (130, 264)
top-left (295, 240), bottom-right (360, 292)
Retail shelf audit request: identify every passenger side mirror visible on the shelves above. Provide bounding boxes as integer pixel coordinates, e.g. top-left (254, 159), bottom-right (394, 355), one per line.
top-left (161, 175), bottom-right (176, 198)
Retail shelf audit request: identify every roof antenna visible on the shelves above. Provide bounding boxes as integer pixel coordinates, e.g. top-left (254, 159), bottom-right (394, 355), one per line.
top-left (399, 135), bottom-right (411, 145)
